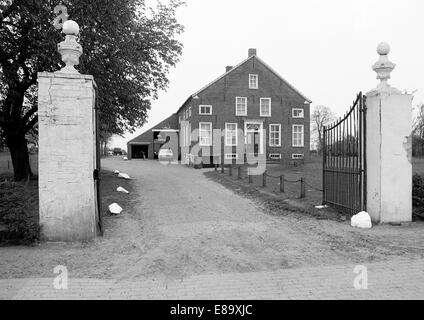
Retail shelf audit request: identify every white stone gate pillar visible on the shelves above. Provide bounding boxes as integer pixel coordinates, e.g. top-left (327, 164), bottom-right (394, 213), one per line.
top-left (38, 21), bottom-right (97, 241)
top-left (366, 43), bottom-right (413, 223)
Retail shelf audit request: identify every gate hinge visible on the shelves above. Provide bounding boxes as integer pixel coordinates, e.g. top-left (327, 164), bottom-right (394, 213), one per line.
top-left (93, 169), bottom-right (101, 181)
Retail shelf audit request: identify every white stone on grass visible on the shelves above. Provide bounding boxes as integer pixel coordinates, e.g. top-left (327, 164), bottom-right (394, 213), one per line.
top-left (108, 203), bottom-right (123, 215)
top-left (114, 170), bottom-right (120, 174)
top-left (315, 205), bottom-right (328, 209)
top-left (117, 186), bottom-right (129, 194)
top-left (118, 173), bottom-right (131, 180)
top-left (123, 156), bottom-right (128, 161)
top-left (351, 211), bottom-right (372, 229)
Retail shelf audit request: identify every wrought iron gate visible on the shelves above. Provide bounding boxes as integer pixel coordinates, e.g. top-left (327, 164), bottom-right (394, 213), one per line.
top-left (323, 92), bottom-right (367, 215)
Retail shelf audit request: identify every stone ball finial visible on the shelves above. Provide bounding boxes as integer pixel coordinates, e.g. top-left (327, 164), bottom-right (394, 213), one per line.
top-left (57, 20), bottom-right (82, 74)
top-left (372, 41), bottom-right (396, 91)
top-left (62, 20), bottom-right (79, 36)
top-left (377, 42), bottom-right (390, 55)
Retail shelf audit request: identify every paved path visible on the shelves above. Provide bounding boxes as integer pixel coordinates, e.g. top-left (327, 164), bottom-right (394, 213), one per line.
top-left (1, 158), bottom-right (424, 299)
top-left (1, 258), bottom-right (424, 299)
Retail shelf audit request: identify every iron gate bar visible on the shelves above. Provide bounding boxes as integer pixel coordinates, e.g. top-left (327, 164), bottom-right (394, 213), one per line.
top-left (322, 92), bottom-right (367, 215)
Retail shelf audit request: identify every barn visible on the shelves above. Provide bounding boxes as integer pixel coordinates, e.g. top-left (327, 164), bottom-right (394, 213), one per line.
top-left (127, 114), bottom-right (179, 160)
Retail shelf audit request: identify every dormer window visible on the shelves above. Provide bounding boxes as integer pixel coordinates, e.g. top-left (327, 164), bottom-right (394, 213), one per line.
top-left (249, 74), bottom-right (258, 89)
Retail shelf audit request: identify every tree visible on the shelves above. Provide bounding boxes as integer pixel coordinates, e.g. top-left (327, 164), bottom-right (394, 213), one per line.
top-left (311, 105), bottom-right (336, 155)
top-left (0, 0), bottom-right (184, 181)
top-left (412, 104), bottom-right (424, 157)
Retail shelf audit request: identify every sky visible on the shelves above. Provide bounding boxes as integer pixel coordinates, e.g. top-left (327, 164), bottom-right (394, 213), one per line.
top-left (111, 0), bottom-right (424, 150)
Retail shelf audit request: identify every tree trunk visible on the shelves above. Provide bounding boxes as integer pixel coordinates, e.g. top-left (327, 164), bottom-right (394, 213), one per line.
top-left (5, 131), bottom-right (32, 181)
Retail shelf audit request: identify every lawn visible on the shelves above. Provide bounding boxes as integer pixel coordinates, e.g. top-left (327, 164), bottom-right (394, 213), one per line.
top-left (205, 155), bottom-right (424, 221)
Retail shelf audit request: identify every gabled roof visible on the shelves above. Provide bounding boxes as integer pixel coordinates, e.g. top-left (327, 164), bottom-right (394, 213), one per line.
top-left (177, 53), bottom-right (312, 114)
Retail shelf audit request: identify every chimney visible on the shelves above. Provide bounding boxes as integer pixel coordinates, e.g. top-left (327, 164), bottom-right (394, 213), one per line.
top-left (248, 48), bottom-right (257, 57)
top-left (226, 66), bottom-right (233, 72)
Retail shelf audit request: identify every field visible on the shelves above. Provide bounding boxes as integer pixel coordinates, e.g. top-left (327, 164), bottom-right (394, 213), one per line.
top-left (0, 152), bottom-right (39, 177)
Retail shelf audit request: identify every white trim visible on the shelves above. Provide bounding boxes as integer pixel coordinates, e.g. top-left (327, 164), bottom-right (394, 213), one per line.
top-left (269, 124), bottom-right (281, 147)
top-left (199, 122), bottom-right (212, 146)
top-left (292, 153), bottom-right (304, 159)
top-left (269, 153), bottom-right (282, 160)
top-left (235, 97), bottom-right (247, 116)
top-left (225, 153), bottom-right (239, 159)
top-left (244, 121), bottom-right (264, 154)
top-left (249, 74), bottom-right (258, 89)
top-left (292, 108), bottom-right (304, 118)
top-left (225, 123), bottom-right (238, 146)
top-left (292, 124), bottom-right (304, 147)
top-left (260, 98), bottom-right (272, 117)
top-left (199, 105), bottom-right (212, 115)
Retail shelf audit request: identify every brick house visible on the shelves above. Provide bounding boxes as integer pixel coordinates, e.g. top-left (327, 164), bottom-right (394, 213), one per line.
top-left (127, 48), bottom-right (311, 164)
top-left (178, 48), bottom-right (311, 165)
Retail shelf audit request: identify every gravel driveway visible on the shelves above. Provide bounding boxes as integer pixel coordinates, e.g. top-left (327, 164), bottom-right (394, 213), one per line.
top-left (1, 157), bottom-right (423, 281)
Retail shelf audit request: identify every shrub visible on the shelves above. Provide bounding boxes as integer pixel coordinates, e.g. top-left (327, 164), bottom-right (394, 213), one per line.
top-left (413, 174), bottom-right (424, 217)
top-left (0, 180), bottom-right (40, 245)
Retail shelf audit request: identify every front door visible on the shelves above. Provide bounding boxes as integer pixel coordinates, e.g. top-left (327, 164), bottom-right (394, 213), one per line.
top-left (246, 131), bottom-right (260, 155)
top-left (245, 122), bottom-right (263, 156)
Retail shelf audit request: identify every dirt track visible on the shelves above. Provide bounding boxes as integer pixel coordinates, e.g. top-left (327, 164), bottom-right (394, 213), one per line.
top-left (1, 157), bottom-right (424, 280)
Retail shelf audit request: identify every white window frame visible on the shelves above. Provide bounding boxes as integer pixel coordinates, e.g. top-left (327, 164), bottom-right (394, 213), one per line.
top-left (199, 105), bottom-right (212, 115)
top-left (260, 98), bottom-right (272, 117)
top-left (292, 153), bottom-right (304, 159)
top-left (235, 97), bottom-right (247, 116)
top-left (292, 108), bottom-right (304, 118)
top-left (269, 153), bottom-right (282, 160)
top-left (225, 123), bottom-right (238, 146)
top-left (269, 124), bottom-right (281, 147)
top-left (189, 107), bottom-right (192, 117)
top-left (292, 124), bottom-right (304, 147)
top-left (249, 74), bottom-right (258, 89)
top-left (225, 153), bottom-right (238, 160)
top-left (199, 122), bottom-right (212, 146)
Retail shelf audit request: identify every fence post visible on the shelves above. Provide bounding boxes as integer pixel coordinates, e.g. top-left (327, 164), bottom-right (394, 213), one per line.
top-left (263, 172), bottom-right (267, 187)
top-left (238, 166), bottom-right (242, 179)
top-left (248, 171), bottom-right (252, 184)
top-left (229, 166), bottom-right (232, 177)
top-left (300, 178), bottom-right (306, 198)
top-left (280, 175), bottom-right (284, 193)
top-left (215, 163), bottom-right (218, 172)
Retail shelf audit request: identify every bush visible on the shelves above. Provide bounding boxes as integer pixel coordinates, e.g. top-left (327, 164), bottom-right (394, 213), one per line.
top-left (0, 180), bottom-right (40, 245)
top-left (413, 174), bottom-right (424, 217)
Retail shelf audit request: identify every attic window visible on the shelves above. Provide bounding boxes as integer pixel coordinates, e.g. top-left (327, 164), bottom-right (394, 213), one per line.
top-left (249, 74), bottom-right (258, 89)
top-left (199, 105), bottom-right (212, 115)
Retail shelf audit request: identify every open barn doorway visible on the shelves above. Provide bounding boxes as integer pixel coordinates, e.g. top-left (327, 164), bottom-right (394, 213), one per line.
top-left (131, 144), bottom-right (149, 159)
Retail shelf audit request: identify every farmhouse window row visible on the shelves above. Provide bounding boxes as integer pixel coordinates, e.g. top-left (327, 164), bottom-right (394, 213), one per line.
top-left (195, 122), bottom-right (304, 148)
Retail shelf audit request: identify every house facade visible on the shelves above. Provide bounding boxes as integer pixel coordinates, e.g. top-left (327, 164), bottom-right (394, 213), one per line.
top-left (127, 48), bottom-right (311, 165)
top-left (177, 48), bottom-right (311, 166)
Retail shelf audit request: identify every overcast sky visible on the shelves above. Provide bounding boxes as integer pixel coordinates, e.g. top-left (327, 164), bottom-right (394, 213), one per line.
top-left (111, 0), bottom-right (424, 150)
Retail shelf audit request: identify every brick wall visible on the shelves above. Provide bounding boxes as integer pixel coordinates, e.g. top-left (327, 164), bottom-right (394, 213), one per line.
top-left (178, 54), bottom-right (310, 164)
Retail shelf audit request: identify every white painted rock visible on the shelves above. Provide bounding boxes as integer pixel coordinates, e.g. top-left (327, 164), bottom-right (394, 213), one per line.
top-left (351, 211), bottom-right (372, 229)
top-left (117, 186), bottom-right (129, 194)
top-left (108, 203), bottom-right (123, 215)
top-left (118, 173), bottom-right (131, 180)
top-left (315, 205), bottom-right (328, 209)
top-left (114, 170), bottom-right (120, 174)
top-left (123, 156), bottom-right (128, 161)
